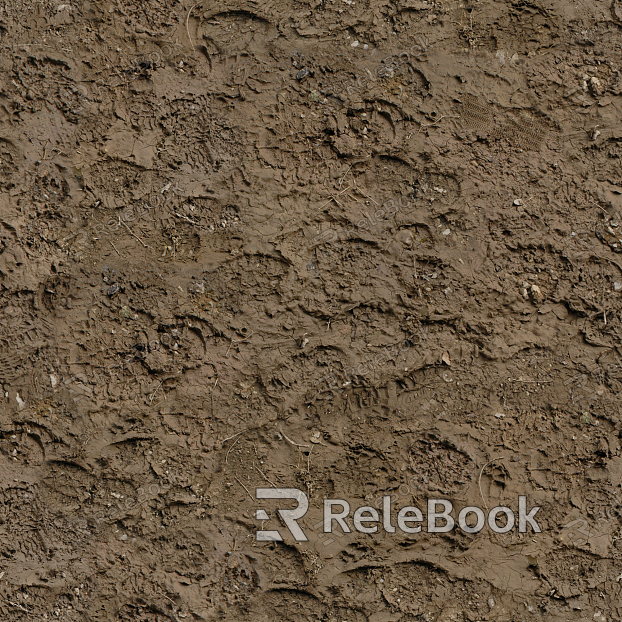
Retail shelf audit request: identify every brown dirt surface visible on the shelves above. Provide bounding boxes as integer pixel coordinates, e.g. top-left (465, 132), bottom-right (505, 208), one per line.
top-left (2, 0), bottom-right (622, 620)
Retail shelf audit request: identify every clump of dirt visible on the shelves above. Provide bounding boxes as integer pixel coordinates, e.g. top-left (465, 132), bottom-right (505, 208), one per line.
top-left (1, 0), bottom-right (622, 620)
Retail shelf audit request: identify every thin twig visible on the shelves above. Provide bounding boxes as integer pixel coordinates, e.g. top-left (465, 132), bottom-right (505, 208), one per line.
top-left (420, 115), bottom-right (446, 128)
top-left (338, 165), bottom-right (352, 188)
top-left (175, 212), bottom-right (198, 224)
top-left (186, 2), bottom-right (202, 50)
top-left (8, 602), bottom-right (29, 613)
top-left (255, 463), bottom-right (276, 487)
top-left (149, 380), bottom-right (163, 403)
top-left (226, 334), bottom-right (253, 357)
top-left (234, 476), bottom-right (254, 501)
top-left (225, 434), bottom-right (242, 464)
top-left (222, 430), bottom-right (244, 443)
top-left (587, 197), bottom-right (608, 213)
top-left (318, 185), bottom-right (352, 210)
top-left (110, 240), bottom-right (120, 255)
top-left (354, 188), bottom-right (380, 206)
top-left (120, 217), bottom-right (148, 247)
top-left (347, 192), bottom-right (364, 205)
top-left (279, 426), bottom-right (310, 449)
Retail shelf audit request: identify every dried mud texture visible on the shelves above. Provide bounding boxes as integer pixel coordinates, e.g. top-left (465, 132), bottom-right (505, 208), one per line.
top-left (2, 0), bottom-right (622, 620)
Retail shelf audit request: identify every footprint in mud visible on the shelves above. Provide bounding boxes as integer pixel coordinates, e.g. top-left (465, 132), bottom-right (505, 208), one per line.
top-left (194, 3), bottom-right (279, 70)
top-left (492, 3), bottom-right (560, 55)
top-left (457, 96), bottom-right (551, 151)
top-left (0, 427), bottom-right (45, 466)
top-left (116, 0), bottom-right (183, 36)
top-left (537, 548), bottom-right (610, 600)
top-left (0, 349), bottom-right (28, 384)
top-left (407, 433), bottom-right (473, 495)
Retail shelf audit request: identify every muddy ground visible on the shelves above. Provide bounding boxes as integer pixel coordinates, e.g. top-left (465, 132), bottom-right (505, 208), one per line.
top-left (1, 0), bottom-right (622, 620)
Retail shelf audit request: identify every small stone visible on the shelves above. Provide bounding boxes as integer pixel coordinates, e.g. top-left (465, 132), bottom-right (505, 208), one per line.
top-left (614, 282), bottom-right (622, 291)
top-left (513, 198), bottom-right (523, 206)
top-left (107, 283), bottom-right (120, 296)
top-left (310, 431), bottom-right (323, 444)
top-left (589, 76), bottom-right (604, 97)
top-left (188, 281), bottom-right (205, 294)
top-left (351, 40), bottom-right (359, 47)
top-left (530, 283), bottom-right (544, 304)
top-left (442, 228), bottom-right (451, 236)
top-left (296, 68), bottom-right (310, 80)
